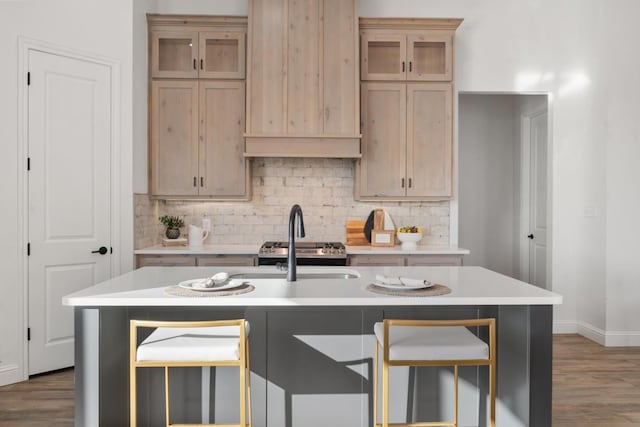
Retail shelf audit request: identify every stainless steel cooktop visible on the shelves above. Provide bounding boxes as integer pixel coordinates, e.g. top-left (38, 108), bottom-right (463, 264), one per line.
top-left (258, 241), bottom-right (347, 259)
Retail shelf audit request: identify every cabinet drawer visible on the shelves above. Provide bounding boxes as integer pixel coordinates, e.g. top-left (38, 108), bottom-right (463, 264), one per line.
top-left (348, 255), bottom-right (405, 266)
top-left (136, 255), bottom-right (197, 268)
top-left (196, 255), bottom-right (256, 266)
top-left (405, 255), bottom-right (463, 266)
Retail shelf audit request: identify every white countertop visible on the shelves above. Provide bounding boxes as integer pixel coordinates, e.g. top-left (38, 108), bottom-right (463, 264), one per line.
top-left (133, 244), bottom-right (469, 256)
top-left (63, 266), bottom-right (562, 307)
top-left (134, 244), bottom-right (259, 255)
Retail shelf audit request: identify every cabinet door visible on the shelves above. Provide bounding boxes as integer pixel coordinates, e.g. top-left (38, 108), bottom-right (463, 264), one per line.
top-left (199, 81), bottom-right (247, 197)
top-left (196, 255), bottom-right (256, 266)
top-left (199, 31), bottom-right (246, 79)
top-left (150, 31), bottom-right (199, 78)
top-left (406, 255), bottom-right (462, 266)
top-left (359, 83), bottom-right (406, 198)
top-left (406, 83), bottom-right (452, 198)
top-left (348, 255), bottom-right (405, 266)
top-left (150, 81), bottom-right (199, 196)
top-left (407, 34), bottom-right (453, 81)
top-left (360, 32), bottom-right (407, 81)
top-left (136, 255), bottom-right (197, 268)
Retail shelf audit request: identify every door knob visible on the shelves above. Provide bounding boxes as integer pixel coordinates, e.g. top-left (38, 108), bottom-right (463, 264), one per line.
top-left (527, 234), bottom-right (534, 240)
top-left (91, 246), bottom-right (108, 255)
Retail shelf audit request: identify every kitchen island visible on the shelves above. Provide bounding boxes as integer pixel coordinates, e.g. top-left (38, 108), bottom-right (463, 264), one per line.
top-left (64, 265), bottom-right (561, 427)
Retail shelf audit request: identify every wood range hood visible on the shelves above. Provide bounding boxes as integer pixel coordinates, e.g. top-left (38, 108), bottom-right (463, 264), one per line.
top-left (244, 0), bottom-right (361, 158)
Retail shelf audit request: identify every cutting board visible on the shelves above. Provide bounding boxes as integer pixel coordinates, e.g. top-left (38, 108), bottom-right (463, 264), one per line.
top-left (346, 220), bottom-right (370, 246)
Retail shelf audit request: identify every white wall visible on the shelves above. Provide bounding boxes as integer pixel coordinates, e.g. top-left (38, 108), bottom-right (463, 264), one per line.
top-left (0, 0), bottom-right (134, 383)
top-left (459, 94), bottom-right (518, 277)
top-left (602, 1), bottom-right (640, 345)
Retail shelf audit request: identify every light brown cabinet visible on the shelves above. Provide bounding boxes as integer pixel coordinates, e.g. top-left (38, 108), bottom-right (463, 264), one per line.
top-left (357, 82), bottom-right (452, 200)
top-left (136, 254), bottom-right (257, 268)
top-left (150, 27), bottom-right (245, 79)
top-left (360, 18), bottom-right (461, 82)
top-left (150, 80), bottom-right (248, 198)
top-left (244, 0), bottom-right (361, 157)
top-left (148, 15), bottom-right (250, 200)
top-left (356, 18), bottom-right (461, 201)
top-left (361, 31), bottom-right (452, 81)
top-left (348, 254), bottom-right (463, 266)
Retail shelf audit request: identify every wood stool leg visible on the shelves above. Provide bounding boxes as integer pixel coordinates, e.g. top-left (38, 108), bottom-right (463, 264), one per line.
top-left (240, 351), bottom-right (246, 426)
top-left (130, 365), bottom-right (137, 427)
top-left (373, 343), bottom-right (378, 427)
top-left (382, 358), bottom-right (389, 427)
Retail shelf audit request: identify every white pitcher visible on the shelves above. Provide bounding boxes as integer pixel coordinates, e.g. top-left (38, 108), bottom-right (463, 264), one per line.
top-left (188, 224), bottom-right (209, 247)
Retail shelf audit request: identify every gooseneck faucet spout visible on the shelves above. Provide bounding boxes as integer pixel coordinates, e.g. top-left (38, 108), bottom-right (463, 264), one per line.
top-left (287, 204), bottom-right (306, 282)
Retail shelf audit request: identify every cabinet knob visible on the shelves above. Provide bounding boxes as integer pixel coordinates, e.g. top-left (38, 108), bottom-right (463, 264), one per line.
top-left (401, 178), bottom-right (405, 188)
top-left (193, 177), bottom-right (197, 187)
top-left (408, 178), bottom-right (412, 188)
top-left (193, 59), bottom-right (196, 70)
top-left (402, 61), bottom-right (405, 72)
top-left (527, 234), bottom-right (534, 239)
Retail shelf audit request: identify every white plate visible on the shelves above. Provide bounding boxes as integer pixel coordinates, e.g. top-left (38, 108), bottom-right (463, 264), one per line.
top-left (372, 280), bottom-right (433, 290)
top-left (178, 278), bottom-right (246, 292)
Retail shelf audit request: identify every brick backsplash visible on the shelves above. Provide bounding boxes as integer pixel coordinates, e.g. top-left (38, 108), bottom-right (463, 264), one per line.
top-left (134, 158), bottom-right (450, 248)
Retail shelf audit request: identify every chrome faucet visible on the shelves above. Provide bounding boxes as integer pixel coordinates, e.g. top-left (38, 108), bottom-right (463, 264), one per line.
top-left (287, 204), bottom-right (306, 281)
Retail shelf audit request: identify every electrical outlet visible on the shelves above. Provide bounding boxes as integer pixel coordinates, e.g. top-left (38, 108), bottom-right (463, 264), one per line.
top-left (202, 217), bottom-right (211, 231)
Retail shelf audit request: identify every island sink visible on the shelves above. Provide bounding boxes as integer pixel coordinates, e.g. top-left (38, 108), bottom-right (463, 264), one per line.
top-left (230, 267), bottom-right (360, 281)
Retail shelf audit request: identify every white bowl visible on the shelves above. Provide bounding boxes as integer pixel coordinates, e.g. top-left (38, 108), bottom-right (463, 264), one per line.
top-left (396, 232), bottom-right (423, 250)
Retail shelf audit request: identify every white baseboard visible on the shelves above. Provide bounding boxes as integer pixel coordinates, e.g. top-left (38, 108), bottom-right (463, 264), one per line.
top-left (553, 320), bottom-right (578, 334)
top-left (554, 320), bottom-right (640, 347)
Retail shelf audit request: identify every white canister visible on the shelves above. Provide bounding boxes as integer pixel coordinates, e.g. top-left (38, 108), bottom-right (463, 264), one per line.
top-left (188, 224), bottom-right (209, 247)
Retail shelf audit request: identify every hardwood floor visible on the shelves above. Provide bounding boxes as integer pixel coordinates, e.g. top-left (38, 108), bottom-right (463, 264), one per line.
top-left (553, 334), bottom-right (640, 426)
top-left (0, 335), bottom-right (638, 426)
top-left (0, 368), bottom-right (73, 427)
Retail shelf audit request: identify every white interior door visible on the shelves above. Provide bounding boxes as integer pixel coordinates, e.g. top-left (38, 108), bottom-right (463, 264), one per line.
top-left (28, 49), bottom-right (112, 375)
top-left (528, 111), bottom-right (548, 288)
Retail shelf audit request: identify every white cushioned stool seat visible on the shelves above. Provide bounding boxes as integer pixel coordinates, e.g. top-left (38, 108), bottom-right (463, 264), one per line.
top-left (374, 322), bottom-right (489, 361)
top-left (137, 322), bottom-right (250, 362)
top-left (130, 319), bottom-right (252, 427)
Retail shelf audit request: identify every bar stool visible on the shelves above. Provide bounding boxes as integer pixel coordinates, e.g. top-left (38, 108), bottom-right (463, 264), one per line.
top-left (130, 319), bottom-right (251, 427)
top-left (373, 319), bottom-right (496, 427)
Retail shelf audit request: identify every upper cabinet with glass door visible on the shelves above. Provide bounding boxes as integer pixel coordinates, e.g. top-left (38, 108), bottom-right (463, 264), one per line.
top-left (360, 18), bottom-right (462, 82)
top-left (149, 15), bottom-right (246, 79)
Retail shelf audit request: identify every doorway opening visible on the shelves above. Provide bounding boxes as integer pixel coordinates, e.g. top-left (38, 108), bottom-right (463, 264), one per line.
top-left (458, 93), bottom-right (550, 288)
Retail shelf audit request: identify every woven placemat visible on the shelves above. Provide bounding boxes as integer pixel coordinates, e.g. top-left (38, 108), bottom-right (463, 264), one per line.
top-left (366, 283), bottom-right (451, 297)
top-left (165, 283), bottom-right (255, 297)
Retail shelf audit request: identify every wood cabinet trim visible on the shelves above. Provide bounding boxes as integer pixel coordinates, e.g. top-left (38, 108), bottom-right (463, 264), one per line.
top-left (148, 14), bottom-right (248, 29)
top-left (359, 17), bottom-right (463, 31)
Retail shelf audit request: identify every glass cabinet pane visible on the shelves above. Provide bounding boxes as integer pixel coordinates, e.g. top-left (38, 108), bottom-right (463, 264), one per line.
top-left (200, 32), bottom-right (245, 79)
top-left (151, 31), bottom-right (198, 78)
top-left (368, 40), bottom-right (402, 74)
top-left (205, 38), bottom-right (238, 72)
top-left (407, 35), bottom-right (452, 81)
top-left (158, 38), bottom-right (195, 72)
top-left (412, 41), bottom-right (446, 75)
top-left (361, 33), bottom-right (406, 81)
